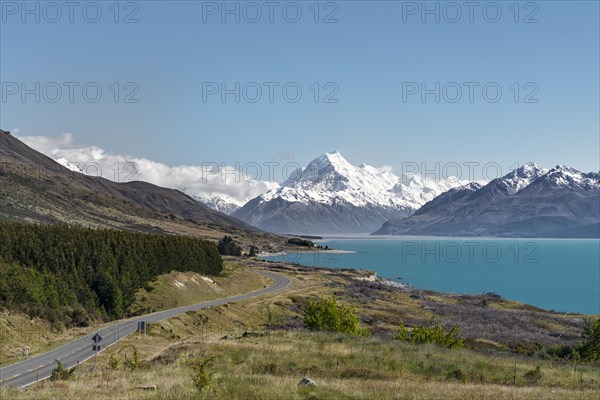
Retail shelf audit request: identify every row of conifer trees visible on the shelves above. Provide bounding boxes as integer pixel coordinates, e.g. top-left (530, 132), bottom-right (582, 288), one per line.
top-left (0, 222), bottom-right (222, 325)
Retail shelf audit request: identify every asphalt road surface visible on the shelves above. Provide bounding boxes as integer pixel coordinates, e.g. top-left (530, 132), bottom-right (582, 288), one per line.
top-left (0, 270), bottom-right (290, 389)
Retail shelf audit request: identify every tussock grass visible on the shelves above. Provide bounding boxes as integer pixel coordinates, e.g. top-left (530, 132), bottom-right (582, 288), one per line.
top-left (3, 261), bottom-right (599, 399)
top-left (2, 330), bottom-right (599, 400)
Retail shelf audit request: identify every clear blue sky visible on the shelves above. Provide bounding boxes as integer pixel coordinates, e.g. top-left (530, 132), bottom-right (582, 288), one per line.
top-left (1, 0), bottom-right (599, 178)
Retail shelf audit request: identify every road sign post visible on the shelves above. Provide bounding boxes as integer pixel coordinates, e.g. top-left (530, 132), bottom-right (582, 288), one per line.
top-left (92, 333), bottom-right (102, 365)
top-left (137, 321), bottom-right (147, 338)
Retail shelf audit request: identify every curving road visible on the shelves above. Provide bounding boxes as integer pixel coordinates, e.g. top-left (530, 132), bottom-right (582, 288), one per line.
top-left (0, 270), bottom-right (290, 389)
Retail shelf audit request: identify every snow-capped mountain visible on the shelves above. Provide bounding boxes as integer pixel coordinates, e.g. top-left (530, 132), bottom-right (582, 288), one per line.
top-left (528, 165), bottom-right (600, 191)
top-left (191, 194), bottom-right (242, 215)
top-left (391, 174), bottom-right (469, 208)
top-left (233, 152), bottom-right (468, 234)
top-left (179, 180), bottom-right (279, 215)
top-left (498, 162), bottom-right (548, 194)
top-left (375, 163), bottom-right (600, 238)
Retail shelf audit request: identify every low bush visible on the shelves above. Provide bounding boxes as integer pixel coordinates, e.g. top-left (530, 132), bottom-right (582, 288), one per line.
top-left (395, 320), bottom-right (464, 349)
top-left (189, 355), bottom-right (219, 391)
top-left (304, 296), bottom-right (367, 336)
top-left (50, 360), bottom-right (75, 381)
top-left (523, 365), bottom-right (543, 384)
top-left (579, 318), bottom-right (600, 361)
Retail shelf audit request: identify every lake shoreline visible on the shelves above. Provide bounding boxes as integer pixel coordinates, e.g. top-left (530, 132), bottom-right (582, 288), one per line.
top-left (262, 238), bottom-right (600, 315)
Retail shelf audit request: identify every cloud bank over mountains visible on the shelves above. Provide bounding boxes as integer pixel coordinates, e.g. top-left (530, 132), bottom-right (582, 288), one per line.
top-left (15, 132), bottom-right (277, 207)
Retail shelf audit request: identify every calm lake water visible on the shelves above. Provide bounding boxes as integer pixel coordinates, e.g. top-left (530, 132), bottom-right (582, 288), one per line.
top-left (263, 238), bottom-right (600, 314)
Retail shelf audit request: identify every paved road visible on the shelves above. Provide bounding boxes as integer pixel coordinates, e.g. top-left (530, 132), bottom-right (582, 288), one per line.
top-left (0, 270), bottom-right (290, 389)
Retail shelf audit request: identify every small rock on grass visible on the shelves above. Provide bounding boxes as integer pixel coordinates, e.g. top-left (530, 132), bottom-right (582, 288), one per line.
top-left (298, 377), bottom-right (317, 387)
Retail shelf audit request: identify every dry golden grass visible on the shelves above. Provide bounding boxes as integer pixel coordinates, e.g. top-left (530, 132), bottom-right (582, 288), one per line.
top-left (129, 262), bottom-right (271, 315)
top-left (2, 261), bottom-right (599, 400)
top-left (0, 313), bottom-right (91, 366)
top-left (2, 330), bottom-right (599, 400)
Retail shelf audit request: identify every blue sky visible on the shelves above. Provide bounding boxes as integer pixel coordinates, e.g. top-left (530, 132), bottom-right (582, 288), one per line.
top-left (1, 0), bottom-right (599, 179)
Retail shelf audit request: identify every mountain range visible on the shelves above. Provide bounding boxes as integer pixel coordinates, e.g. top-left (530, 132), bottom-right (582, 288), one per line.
top-left (374, 163), bottom-right (600, 238)
top-left (233, 152), bottom-right (467, 234)
top-left (4, 130), bottom-right (598, 238)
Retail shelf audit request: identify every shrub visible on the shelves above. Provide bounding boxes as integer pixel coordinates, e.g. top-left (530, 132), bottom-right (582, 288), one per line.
top-left (446, 368), bottom-right (467, 383)
top-left (304, 296), bottom-right (367, 336)
top-left (109, 354), bottom-right (120, 370)
top-left (394, 319), bottom-right (463, 349)
top-left (394, 321), bottom-right (409, 341)
top-left (124, 346), bottom-right (140, 370)
top-left (189, 355), bottom-right (219, 391)
top-left (116, 344), bottom-right (140, 370)
top-left (50, 360), bottom-right (75, 381)
top-left (523, 365), bottom-right (543, 385)
top-left (578, 318), bottom-right (600, 361)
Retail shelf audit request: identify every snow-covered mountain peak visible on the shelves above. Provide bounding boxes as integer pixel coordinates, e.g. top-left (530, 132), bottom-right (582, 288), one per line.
top-left (311, 151), bottom-right (355, 178)
top-left (235, 152), bottom-right (472, 233)
top-left (513, 162), bottom-right (546, 177)
top-left (391, 174), bottom-right (468, 206)
top-left (462, 181), bottom-right (485, 191)
top-left (542, 165), bottom-right (600, 189)
top-left (322, 150), bottom-right (349, 165)
top-left (194, 194), bottom-right (242, 215)
top-left (282, 152), bottom-right (348, 187)
top-left (259, 152), bottom-right (468, 209)
top-left (500, 162), bottom-right (548, 194)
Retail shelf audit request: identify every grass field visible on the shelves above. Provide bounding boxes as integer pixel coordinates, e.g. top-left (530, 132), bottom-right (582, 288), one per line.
top-left (2, 329), bottom-right (600, 400)
top-left (1, 259), bottom-right (599, 399)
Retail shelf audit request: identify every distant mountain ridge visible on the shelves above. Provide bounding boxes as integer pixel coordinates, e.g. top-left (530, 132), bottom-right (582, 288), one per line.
top-left (374, 163), bottom-right (600, 238)
top-left (187, 193), bottom-right (242, 215)
top-left (0, 129), bottom-right (266, 239)
top-left (233, 152), bottom-right (467, 234)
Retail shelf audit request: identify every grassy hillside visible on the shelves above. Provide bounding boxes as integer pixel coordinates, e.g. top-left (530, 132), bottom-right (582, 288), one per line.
top-left (3, 329), bottom-right (599, 400)
top-left (0, 130), bottom-right (285, 251)
top-left (128, 262), bottom-right (271, 316)
top-left (0, 262), bottom-right (269, 366)
top-left (2, 260), bottom-right (598, 399)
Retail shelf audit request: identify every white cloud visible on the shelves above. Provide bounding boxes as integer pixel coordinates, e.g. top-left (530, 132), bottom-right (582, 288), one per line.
top-left (273, 152), bottom-right (295, 161)
top-left (15, 133), bottom-right (278, 207)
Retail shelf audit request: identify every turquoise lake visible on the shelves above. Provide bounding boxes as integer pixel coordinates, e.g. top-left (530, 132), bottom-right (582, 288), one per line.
top-left (263, 238), bottom-right (600, 315)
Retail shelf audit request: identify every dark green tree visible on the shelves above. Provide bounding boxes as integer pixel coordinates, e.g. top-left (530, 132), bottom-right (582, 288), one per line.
top-left (248, 246), bottom-right (259, 257)
top-left (217, 236), bottom-right (242, 256)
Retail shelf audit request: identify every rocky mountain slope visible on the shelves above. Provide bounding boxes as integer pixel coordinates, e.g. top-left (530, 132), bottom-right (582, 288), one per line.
top-left (374, 163), bottom-right (600, 238)
top-left (0, 130), bottom-right (276, 243)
